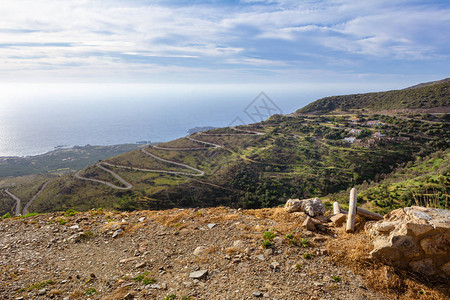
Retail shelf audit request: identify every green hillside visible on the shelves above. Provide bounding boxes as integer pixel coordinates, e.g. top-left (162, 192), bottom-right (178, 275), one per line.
top-left (329, 148), bottom-right (449, 214)
top-left (1, 80), bottom-right (449, 217)
top-left (297, 80), bottom-right (450, 114)
top-left (0, 111), bottom-right (444, 216)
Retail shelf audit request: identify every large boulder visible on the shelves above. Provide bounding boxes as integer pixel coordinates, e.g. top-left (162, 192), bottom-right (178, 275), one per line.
top-left (284, 197), bottom-right (325, 217)
top-left (365, 206), bottom-right (449, 278)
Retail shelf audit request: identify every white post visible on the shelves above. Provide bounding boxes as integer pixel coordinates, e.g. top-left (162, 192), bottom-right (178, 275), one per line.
top-left (333, 201), bottom-right (340, 215)
top-left (346, 188), bottom-right (357, 233)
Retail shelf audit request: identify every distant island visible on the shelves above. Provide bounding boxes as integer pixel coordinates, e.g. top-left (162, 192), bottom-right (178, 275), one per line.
top-left (186, 126), bottom-right (217, 135)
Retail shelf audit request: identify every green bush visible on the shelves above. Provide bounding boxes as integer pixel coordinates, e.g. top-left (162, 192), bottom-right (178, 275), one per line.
top-left (261, 240), bottom-right (272, 248)
top-left (263, 231), bottom-right (275, 240)
top-left (1, 212), bottom-right (11, 219)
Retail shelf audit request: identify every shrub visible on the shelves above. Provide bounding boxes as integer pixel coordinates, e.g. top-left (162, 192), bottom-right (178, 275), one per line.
top-left (83, 288), bottom-right (96, 296)
top-left (65, 209), bottom-right (77, 217)
top-left (164, 294), bottom-right (177, 300)
top-left (300, 238), bottom-right (310, 248)
top-left (303, 252), bottom-right (313, 259)
top-left (261, 240), bottom-right (272, 248)
top-left (263, 231), bottom-right (275, 240)
top-left (58, 218), bottom-right (68, 225)
top-left (21, 212), bottom-right (37, 218)
top-left (331, 275), bottom-right (341, 282)
top-left (29, 280), bottom-right (54, 290)
top-left (1, 212), bottom-right (11, 219)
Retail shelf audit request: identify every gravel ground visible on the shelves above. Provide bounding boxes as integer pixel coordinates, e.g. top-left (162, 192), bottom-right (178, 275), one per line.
top-left (0, 207), bottom-right (386, 300)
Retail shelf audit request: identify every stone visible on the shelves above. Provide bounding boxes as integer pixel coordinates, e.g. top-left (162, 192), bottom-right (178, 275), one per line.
top-left (315, 215), bottom-right (329, 223)
top-left (366, 206), bottom-right (450, 278)
top-left (189, 269), bottom-right (208, 280)
top-left (37, 289), bottom-right (46, 295)
top-left (420, 234), bottom-right (449, 255)
top-left (270, 261), bottom-right (280, 270)
top-left (255, 254), bottom-right (265, 261)
top-left (284, 197), bottom-right (325, 217)
top-left (233, 240), bottom-right (244, 249)
top-left (123, 292), bottom-right (134, 300)
top-left (194, 246), bottom-right (206, 256)
top-left (302, 216), bottom-right (316, 231)
top-left (263, 248), bottom-right (273, 257)
top-left (135, 262), bottom-right (146, 269)
top-left (405, 223), bottom-right (433, 236)
top-left (409, 258), bottom-right (436, 276)
top-left (69, 225), bottom-right (79, 229)
top-left (252, 291), bottom-right (263, 297)
top-left (207, 223), bottom-right (217, 229)
top-left (439, 261), bottom-right (450, 276)
top-left (138, 217), bottom-right (146, 222)
top-left (112, 229), bottom-right (122, 238)
top-left (330, 213), bottom-right (347, 227)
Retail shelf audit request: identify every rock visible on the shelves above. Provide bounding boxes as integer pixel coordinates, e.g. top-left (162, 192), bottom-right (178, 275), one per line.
top-left (366, 206), bottom-right (449, 278)
top-left (252, 291), bottom-right (263, 297)
top-left (15, 297), bottom-right (24, 300)
top-left (68, 232), bottom-right (85, 243)
top-left (270, 261), bottom-right (280, 270)
top-left (138, 217), bottom-right (146, 222)
top-left (189, 269), bottom-right (208, 280)
top-left (420, 234), bottom-right (449, 255)
top-left (233, 240), bottom-right (244, 249)
top-left (439, 261), bottom-right (450, 276)
top-left (123, 292), bottom-right (134, 300)
top-left (330, 213), bottom-right (347, 227)
top-left (37, 288), bottom-right (46, 295)
top-left (112, 229), bottom-right (122, 238)
top-left (135, 262), bottom-right (146, 269)
top-left (255, 254), bottom-right (265, 261)
top-left (69, 225), bottom-right (79, 229)
top-left (207, 223), bottom-right (217, 229)
top-left (194, 246), bottom-right (206, 256)
top-left (302, 216), bottom-right (316, 231)
top-left (263, 248), bottom-right (273, 257)
top-left (315, 215), bottom-right (329, 223)
top-left (284, 197), bottom-right (325, 217)
top-left (409, 258), bottom-right (436, 276)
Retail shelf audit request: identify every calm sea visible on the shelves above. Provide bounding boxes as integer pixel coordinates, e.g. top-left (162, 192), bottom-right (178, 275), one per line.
top-left (0, 83), bottom-right (384, 157)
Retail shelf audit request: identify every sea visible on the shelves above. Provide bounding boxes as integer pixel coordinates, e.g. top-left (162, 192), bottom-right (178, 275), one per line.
top-left (0, 82), bottom-right (387, 157)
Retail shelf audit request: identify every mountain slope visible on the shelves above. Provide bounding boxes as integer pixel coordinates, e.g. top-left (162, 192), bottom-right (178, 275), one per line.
top-left (297, 80), bottom-right (450, 114)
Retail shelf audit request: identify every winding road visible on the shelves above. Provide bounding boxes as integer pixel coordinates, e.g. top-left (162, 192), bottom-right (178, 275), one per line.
top-left (4, 189), bottom-right (21, 216)
top-left (4, 179), bottom-right (51, 216)
top-left (74, 127), bottom-right (263, 190)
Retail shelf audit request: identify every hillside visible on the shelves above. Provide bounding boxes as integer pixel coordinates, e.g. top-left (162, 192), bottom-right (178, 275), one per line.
top-left (297, 80), bottom-right (450, 114)
top-left (1, 207), bottom-right (448, 299)
top-left (328, 148), bottom-right (450, 214)
top-left (1, 80), bottom-right (449, 217)
top-left (1, 112), bottom-right (447, 217)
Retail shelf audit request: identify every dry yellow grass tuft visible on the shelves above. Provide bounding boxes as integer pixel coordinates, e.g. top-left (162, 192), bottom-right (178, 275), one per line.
top-left (327, 219), bottom-right (450, 300)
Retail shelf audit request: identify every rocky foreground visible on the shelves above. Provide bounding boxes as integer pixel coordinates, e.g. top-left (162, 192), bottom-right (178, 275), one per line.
top-left (0, 207), bottom-right (448, 300)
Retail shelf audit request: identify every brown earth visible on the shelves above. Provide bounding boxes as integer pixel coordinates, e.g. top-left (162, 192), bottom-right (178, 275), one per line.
top-left (0, 207), bottom-right (448, 300)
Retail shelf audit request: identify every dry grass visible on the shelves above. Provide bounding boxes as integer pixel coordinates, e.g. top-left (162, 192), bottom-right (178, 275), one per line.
top-left (327, 218), bottom-right (450, 300)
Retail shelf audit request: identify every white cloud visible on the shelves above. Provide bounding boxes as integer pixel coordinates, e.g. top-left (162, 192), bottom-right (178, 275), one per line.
top-left (0, 0), bottom-right (448, 82)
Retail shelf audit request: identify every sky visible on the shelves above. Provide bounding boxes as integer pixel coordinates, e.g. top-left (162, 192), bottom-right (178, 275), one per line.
top-left (0, 0), bottom-right (449, 90)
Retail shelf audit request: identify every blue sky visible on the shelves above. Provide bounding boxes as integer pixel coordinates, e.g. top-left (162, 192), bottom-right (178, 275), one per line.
top-left (0, 0), bottom-right (449, 89)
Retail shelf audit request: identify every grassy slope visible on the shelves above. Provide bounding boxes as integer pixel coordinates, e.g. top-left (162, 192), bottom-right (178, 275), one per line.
top-left (297, 80), bottom-right (450, 114)
top-left (20, 112), bottom-right (448, 214)
top-left (327, 149), bottom-right (450, 214)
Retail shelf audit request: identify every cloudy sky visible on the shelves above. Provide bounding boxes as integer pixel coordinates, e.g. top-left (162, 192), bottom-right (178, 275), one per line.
top-left (0, 0), bottom-right (449, 88)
